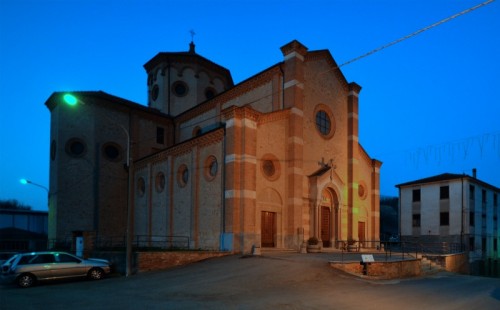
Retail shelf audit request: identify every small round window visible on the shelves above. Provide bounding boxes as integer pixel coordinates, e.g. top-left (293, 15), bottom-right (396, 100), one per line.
top-left (172, 81), bottom-right (188, 97)
top-left (204, 156), bottom-right (218, 181)
top-left (177, 164), bottom-right (189, 187)
top-left (137, 177), bottom-right (146, 197)
top-left (155, 172), bottom-right (165, 193)
top-left (151, 84), bottom-right (159, 101)
top-left (65, 138), bottom-right (86, 157)
top-left (102, 143), bottom-right (122, 162)
top-left (193, 126), bottom-right (202, 137)
top-left (314, 105), bottom-right (335, 139)
top-left (358, 181), bottom-right (368, 200)
top-left (205, 87), bottom-right (216, 100)
top-left (261, 154), bottom-right (280, 181)
top-left (316, 110), bottom-right (331, 136)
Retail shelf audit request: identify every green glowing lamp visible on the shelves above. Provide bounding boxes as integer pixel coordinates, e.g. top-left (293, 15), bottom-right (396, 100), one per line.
top-left (63, 94), bottom-right (78, 106)
top-left (20, 178), bottom-right (29, 185)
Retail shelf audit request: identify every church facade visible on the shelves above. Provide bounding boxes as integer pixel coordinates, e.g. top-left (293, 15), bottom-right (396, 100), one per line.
top-left (45, 40), bottom-right (381, 253)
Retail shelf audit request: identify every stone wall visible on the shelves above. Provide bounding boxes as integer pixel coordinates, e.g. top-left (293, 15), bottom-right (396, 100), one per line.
top-left (137, 251), bottom-right (230, 272)
top-left (424, 252), bottom-right (469, 274)
top-left (330, 259), bottom-right (421, 279)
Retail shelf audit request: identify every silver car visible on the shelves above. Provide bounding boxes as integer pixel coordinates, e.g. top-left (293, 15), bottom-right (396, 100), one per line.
top-left (1, 251), bottom-right (111, 288)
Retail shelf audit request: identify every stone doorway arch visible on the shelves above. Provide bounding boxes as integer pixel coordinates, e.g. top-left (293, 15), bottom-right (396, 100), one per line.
top-left (318, 188), bottom-right (339, 248)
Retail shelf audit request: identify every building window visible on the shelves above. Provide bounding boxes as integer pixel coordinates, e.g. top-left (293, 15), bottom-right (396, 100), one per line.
top-left (494, 193), bottom-right (498, 206)
top-left (65, 138), bottom-right (87, 158)
top-left (172, 81), bottom-right (188, 97)
top-left (412, 214), bottom-right (421, 227)
top-left (156, 127), bottom-right (165, 144)
top-left (470, 185), bottom-right (475, 200)
top-left (440, 186), bottom-right (449, 200)
top-left (316, 110), bottom-right (331, 136)
top-left (358, 182), bottom-right (367, 200)
top-left (204, 156), bottom-right (218, 181)
top-left (470, 212), bottom-right (475, 227)
top-left (261, 154), bottom-right (280, 181)
top-left (470, 237), bottom-right (475, 251)
top-left (137, 177), bottom-right (145, 197)
top-left (193, 126), bottom-right (202, 137)
top-left (494, 238), bottom-right (498, 252)
top-left (440, 212), bottom-right (449, 226)
top-left (205, 87), bottom-right (216, 100)
top-left (102, 142), bottom-right (122, 162)
top-left (151, 84), bottom-right (159, 101)
top-left (482, 189), bottom-right (487, 203)
top-left (155, 172), bottom-right (165, 193)
top-left (412, 189), bottom-right (421, 202)
top-left (177, 164), bottom-right (189, 187)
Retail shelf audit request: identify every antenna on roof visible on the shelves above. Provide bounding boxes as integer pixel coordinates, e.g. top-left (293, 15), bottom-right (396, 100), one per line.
top-left (189, 29), bottom-right (196, 53)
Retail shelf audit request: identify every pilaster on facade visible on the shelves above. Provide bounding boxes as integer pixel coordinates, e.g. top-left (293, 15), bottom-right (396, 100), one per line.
top-left (347, 82), bottom-right (362, 240)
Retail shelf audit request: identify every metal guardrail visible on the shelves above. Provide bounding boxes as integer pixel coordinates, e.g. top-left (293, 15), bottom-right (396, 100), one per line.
top-left (1, 235), bottom-right (191, 255)
top-left (335, 240), bottom-right (466, 263)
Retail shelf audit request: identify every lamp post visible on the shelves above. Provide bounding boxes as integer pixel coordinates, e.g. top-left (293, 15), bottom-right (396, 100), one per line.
top-left (20, 178), bottom-right (50, 209)
top-left (20, 178), bottom-right (49, 194)
top-left (63, 93), bottom-right (134, 277)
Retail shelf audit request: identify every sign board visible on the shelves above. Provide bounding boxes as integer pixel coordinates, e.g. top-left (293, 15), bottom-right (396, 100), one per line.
top-left (361, 254), bottom-right (375, 263)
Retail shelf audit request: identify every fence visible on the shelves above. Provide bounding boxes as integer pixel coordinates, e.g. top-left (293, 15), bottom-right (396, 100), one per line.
top-left (1, 235), bottom-right (191, 256)
top-left (335, 240), bottom-right (466, 263)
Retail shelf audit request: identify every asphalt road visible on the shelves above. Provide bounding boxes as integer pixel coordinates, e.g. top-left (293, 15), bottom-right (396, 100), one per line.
top-left (1, 252), bottom-right (499, 309)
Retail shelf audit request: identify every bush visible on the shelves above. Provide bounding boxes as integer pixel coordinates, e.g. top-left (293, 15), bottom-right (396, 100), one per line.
top-left (307, 237), bottom-right (319, 245)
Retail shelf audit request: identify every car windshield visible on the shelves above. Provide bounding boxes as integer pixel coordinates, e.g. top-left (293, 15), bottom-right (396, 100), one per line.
top-left (2, 254), bottom-right (19, 266)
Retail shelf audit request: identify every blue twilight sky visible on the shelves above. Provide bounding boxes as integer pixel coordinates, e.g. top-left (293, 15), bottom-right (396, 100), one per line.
top-left (1, 0), bottom-right (499, 211)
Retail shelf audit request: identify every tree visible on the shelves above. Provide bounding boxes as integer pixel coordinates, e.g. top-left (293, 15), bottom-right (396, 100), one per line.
top-left (0, 199), bottom-right (32, 210)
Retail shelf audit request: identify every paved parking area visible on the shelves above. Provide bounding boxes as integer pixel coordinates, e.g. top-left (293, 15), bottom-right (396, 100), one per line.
top-left (1, 251), bottom-right (499, 309)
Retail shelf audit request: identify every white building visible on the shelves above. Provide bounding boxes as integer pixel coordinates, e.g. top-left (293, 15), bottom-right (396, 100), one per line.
top-left (396, 170), bottom-right (499, 260)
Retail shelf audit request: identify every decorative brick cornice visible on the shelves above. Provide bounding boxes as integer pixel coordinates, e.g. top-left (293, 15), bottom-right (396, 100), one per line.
top-left (258, 109), bottom-right (290, 125)
top-left (222, 105), bottom-right (261, 123)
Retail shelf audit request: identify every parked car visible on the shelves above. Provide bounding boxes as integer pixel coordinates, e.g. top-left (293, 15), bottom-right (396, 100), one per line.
top-left (1, 251), bottom-right (111, 288)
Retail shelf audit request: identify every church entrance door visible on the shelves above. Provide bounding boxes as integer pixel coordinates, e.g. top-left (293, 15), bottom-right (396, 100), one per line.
top-left (321, 207), bottom-right (331, 247)
top-left (261, 211), bottom-right (276, 247)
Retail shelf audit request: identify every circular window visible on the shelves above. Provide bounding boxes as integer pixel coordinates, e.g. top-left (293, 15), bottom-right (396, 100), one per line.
top-left (151, 84), bottom-right (159, 101)
top-left (155, 172), bottom-right (165, 193)
top-left (50, 140), bottom-right (56, 161)
top-left (137, 177), bottom-right (146, 197)
top-left (177, 164), bottom-right (189, 187)
top-left (65, 138), bottom-right (86, 157)
top-left (204, 156), bottom-right (218, 181)
top-left (261, 154), bottom-right (280, 181)
top-left (205, 87), bottom-right (216, 100)
top-left (358, 181), bottom-right (367, 200)
top-left (316, 110), bottom-right (331, 135)
top-left (314, 105), bottom-right (335, 139)
top-left (193, 126), bottom-right (202, 137)
top-left (102, 143), bottom-right (122, 162)
top-left (172, 81), bottom-right (188, 97)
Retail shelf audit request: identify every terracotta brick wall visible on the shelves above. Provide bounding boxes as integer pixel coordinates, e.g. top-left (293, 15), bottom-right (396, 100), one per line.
top-left (137, 251), bottom-right (230, 272)
top-left (330, 259), bottom-right (421, 279)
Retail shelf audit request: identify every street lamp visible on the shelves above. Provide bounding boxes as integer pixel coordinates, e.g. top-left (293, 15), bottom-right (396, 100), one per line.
top-left (20, 178), bottom-right (49, 193)
top-left (63, 93), bottom-right (134, 277)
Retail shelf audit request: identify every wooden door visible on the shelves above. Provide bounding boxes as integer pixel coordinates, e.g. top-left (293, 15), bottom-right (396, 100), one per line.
top-left (261, 211), bottom-right (276, 247)
top-left (321, 207), bottom-right (331, 247)
top-left (358, 222), bottom-right (365, 248)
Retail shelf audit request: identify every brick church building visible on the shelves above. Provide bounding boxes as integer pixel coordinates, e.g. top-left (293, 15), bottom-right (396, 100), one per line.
top-left (45, 40), bottom-right (382, 253)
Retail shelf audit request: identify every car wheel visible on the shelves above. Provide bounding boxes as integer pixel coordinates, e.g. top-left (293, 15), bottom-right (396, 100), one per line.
top-left (88, 268), bottom-right (104, 280)
top-left (17, 273), bottom-right (36, 288)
